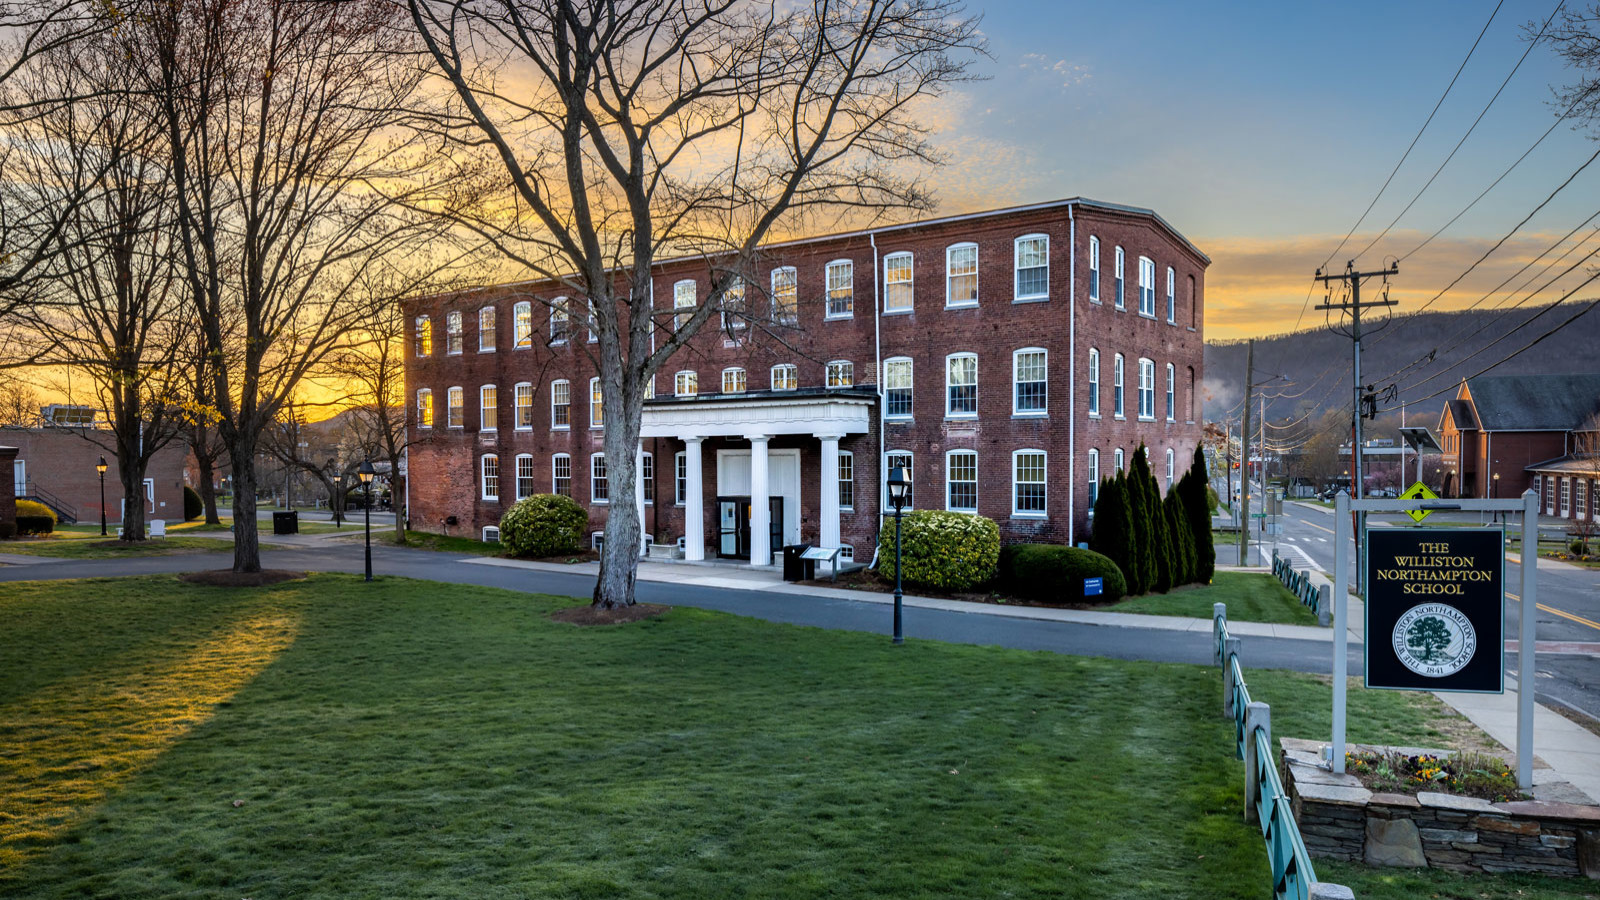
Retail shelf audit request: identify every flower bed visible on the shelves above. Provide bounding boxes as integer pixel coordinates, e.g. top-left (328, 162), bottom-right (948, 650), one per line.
top-left (1343, 748), bottom-right (1525, 803)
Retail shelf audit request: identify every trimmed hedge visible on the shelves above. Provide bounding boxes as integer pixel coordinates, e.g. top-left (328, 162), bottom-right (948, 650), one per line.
top-left (499, 494), bottom-right (587, 558)
top-left (183, 485), bottom-right (203, 521)
top-left (999, 543), bottom-right (1126, 605)
top-left (15, 499), bottom-right (56, 535)
top-left (876, 510), bottom-right (999, 592)
top-left (16, 499), bottom-right (55, 522)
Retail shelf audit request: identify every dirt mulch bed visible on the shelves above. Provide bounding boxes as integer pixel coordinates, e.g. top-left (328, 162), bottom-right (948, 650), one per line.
top-left (179, 569), bottom-right (307, 588)
top-left (796, 568), bottom-right (1121, 610)
top-left (550, 603), bottom-right (671, 626)
top-left (507, 549), bottom-right (601, 564)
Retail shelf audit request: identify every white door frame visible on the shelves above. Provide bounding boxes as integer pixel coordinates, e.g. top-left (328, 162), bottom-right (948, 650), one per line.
top-left (716, 448), bottom-right (802, 546)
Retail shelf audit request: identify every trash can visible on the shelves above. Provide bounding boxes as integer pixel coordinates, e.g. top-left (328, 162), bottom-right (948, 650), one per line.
top-left (272, 510), bottom-right (299, 535)
top-left (783, 543), bottom-right (814, 582)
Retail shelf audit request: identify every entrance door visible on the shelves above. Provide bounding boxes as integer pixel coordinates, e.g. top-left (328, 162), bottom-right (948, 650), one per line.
top-left (718, 497), bottom-right (748, 558)
top-left (12, 459), bottom-right (23, 496)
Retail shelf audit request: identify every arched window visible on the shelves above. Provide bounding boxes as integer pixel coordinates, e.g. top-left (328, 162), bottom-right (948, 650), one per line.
top-left (1014, 234), bottom-right (1048, 301)
top-left (945, 353), bottom-right (977, 417)
top-left (946, 242), bottom-right (978, 307)
top-left (1114, 447), bottom-right (1125, 472)
top-left (722, 367), bottom-right (746, 394)
top-left (884, 357), bottom-right (913, 419)
top-left (771, 364), bottom-right (797, 391)
top-left (1113, 354), bottom-right (1125, 419)
top-left (675, 370), bottom-right (698, 397)
top-left (1013, 348), bottom-right (1046, 415)
top-left (1013, 449), bottom-right (1046, 516)
top-left (1088, 348), bottom-right (1100, 417)
top-left (480, 385), bottom-right (497, 431)
top-left (480, 454), bottom-right (499, 501)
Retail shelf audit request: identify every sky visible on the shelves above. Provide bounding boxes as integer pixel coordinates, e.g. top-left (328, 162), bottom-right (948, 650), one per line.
top-left (926, 0), bottom-right (1600, 340)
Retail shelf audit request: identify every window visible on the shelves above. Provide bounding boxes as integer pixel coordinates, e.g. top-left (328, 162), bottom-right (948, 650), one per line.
top-left (839, 545), bottom-right (854, 562)
top-left (591, 453), bottom-right (609, 503)
top-left (1113, 354), bottom-right (1125, 419)
top-left (826, 260), bottom-right (853, 318)
top-left (1138, 358), bottom-right (1155, 420)
top-left (1087, 449), bottom-right (1100, 507)
top-left (1114, 246), bottom-right (1125, 309)
top-left (1114, 447), bottom-right (1125, 471)
top-left (1088, 348), bottom-right (1100, 417)
top-left (515, 383), bottom-right (533, 429)
top-left (946, 353), bottom-right (977, 417)
top-left (722, 367), bottom-right (746, 394)
top-left (675, 370), bottom-right (698, 397)
top-left (1014, 234), bottom-right (1048, 301)
top-left (886, 451), bottom-right (914, 508)
top-left (827, 360), bottom-right (853, 388)
top-left (516, 454), bottom-right (535, 500)
top-left (675, 452), bottom-right (688, 505)
top-left (1013, 348), bottom-right (1046, 415)
top-left (447, 386), bottom-right (464, 428)
top-left (771, 267), bottom-right (797, 325)
top-left (1088, 236), bottom-right (1101, 302)
top-left (642, 452), bottom-right (654, 504)
top-left (1560, 477), bottom-right (1571, 516)
top-left (1166, 448), bottom-right (1176, 490)
top-left (720, 276), bottom-right (746, 334)
top-left (838, 451), bottom-right (854, 510)
top-left (481, 454), bottom-right (499, 500)
top-left (1578, 479), bottom-right (1589, 519)
top-left (1186, 367), bottom-right (1196, 422)
top-left (589, 377), bottom-right (603, 428)
top-left (946, 450), bottom-right (977, 512)
top-left (884, 252), bottom-right (913, 312)
top-left (583, 299), bottom-right (597, 343)
top-left (674, 279), bottom-right (696, 330)
top-left (552, 454), bottom-right (571, 496)
top-left (1013, 450), bottom-right (1046, 516)
top-left (644, 376), bottom-right (655, 400)
top-left (446, 311), bottom-right (463, 354)
top-left (884, 358), bottom-right (913, 419)
top-left (1138, 256), bottom-right (1155, 317)
top-left (514, 301), bottom-right (533, 348)
top-left (1166, 267), bottom-right (1176, 323)
top-left (480, 385), bottom-right (497, 431)
top-left (478, 306), bottom-right (496, 352)
top-left (946, 243), bottom-right (978, 307)
top-left (1188, 275), bottom-right (1198, 328)
top-left (414, 315), bottom-right (431, 356)
top-left (550, 297), bottom-right (570, 344)
top-left (1165, 364), bottom-right (1176, 422)
top-left (771, 364), bottom-right (797, 391)
top-left (551, 380), bottom-right (570, 429)
top-left (416, 388), bottom-right (433, 428)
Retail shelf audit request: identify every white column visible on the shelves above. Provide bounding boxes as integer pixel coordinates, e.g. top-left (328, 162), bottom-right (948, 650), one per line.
top-left (818, 434), bottom-right (841, 550)
top-left (636, 442), bottom-right (647, 554)
top-left (683, 437), bottom-right (705, 561)
top-left (749, 434), bottom-right (771, 566)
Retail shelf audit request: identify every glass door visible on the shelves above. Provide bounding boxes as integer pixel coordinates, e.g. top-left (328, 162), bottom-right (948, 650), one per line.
top-left (718, 497), bottom-right (748, 558)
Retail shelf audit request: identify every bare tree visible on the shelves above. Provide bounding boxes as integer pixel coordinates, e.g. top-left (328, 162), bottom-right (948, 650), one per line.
top-left (127, 0), bottom-right (445, 571)
top-left (408, 0), bottom-right (983, 607)
top-left (0, 373), bottom-right (36, 425)
top-left (1540, 4), bottom-right (1600, 128)
top-left (1570, 413), bottom-right (1600, 553)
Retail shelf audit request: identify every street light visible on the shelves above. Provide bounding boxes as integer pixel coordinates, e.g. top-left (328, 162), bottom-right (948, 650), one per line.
top-left (358, 460), bottom-right (375, 581)
top-left (886, 465), bottom-right (910, 645)
top-left (331, 471), bottom-right (344, 530)
top-left (1492, 472), bottom-right (1501, 524)
top-left (95, 456), bottom-right (108, 536)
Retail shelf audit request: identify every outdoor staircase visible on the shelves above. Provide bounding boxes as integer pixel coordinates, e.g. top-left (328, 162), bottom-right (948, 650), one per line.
top-left (18, 482), bottom-right (77, 524)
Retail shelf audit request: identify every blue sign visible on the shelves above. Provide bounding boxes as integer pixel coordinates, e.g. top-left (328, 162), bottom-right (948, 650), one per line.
top-left (1084, 577), bottom-right (1104, 597)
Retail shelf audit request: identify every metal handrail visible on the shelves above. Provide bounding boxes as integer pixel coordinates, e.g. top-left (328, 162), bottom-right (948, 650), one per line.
top-left (19, 480), bottom-right (78, 524)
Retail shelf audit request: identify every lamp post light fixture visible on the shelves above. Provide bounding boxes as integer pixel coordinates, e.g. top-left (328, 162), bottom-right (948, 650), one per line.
top-left (1492, 472), bottom-right (1501, 523)
top-left (358, 460), bottom-right (375, 581)
top-left (95, 456), bottom-right (108, 536)
top-left (886, 465), bottom-right (911, 645)
top-left (331, 471), bottom-right (344, 529)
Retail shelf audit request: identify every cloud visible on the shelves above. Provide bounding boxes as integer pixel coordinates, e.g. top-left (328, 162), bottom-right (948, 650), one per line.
top-left (1016, 53), bottom-right (1091, 89)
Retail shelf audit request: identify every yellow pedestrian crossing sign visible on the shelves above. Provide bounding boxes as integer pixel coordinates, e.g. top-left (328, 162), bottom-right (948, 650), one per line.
top-left (1399, 481), bottom-right (1440, 524)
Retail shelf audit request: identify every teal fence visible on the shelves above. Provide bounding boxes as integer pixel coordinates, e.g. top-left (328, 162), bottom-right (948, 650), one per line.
top-left (1213, 605), bottom-right (1352, 900)
top-left (1271, 551), bottom-right (1330, 626)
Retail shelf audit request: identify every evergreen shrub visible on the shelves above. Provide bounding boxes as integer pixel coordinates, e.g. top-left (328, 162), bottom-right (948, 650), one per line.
top-left (1089, 475), bottom-right (1136, 593)
top-left (876, 509), bottom-right (999, 591)
top-left (183, 485), bottom-right (203, 521)
top-left (499, 494), bottom-right (587, 558)
top-left (999, 543), bottom-right (1126, 605)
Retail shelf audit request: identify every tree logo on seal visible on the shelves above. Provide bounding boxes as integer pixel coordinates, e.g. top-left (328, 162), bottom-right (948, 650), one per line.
top-left (1392, 603), bottom-right (1477, 677)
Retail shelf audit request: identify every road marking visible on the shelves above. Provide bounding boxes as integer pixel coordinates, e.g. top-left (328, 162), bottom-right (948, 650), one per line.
top-left (1507, 592), bottom-right (1600, 633)
top-left (1300, 519), bottom-right (1334, 535)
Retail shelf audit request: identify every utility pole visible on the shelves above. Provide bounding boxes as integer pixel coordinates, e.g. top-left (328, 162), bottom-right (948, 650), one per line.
top-left (1238, 340), bottom-right (1253, 567)
top-left (1314, 261), bottom-right (1398, 594)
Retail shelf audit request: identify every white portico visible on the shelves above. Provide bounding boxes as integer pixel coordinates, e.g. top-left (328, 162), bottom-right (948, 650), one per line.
top-left (639, 389), bottom-right (874, 565)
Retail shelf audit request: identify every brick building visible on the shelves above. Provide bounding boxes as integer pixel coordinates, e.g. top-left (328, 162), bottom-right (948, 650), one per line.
top-left (1435, 374), bottom-right (1600, 521)
top-left (3, 426), bottom-right (191, 525)
top-left (403, 198), bottom-right (1207, 565)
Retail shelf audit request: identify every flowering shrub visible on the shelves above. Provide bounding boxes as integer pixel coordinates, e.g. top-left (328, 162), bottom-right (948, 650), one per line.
top-left (876, 510), bottom-right (999, 591)
top-left (499, 494), bottom-right (587, 558)
top-left (1343, 748), bottom-right (1521, 802)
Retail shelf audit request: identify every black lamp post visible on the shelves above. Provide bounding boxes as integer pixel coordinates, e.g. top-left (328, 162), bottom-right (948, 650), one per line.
top-left (1492, 472), bottom-right (1501, 524)
top-left (358, 460), bottom-right (375, 581)
top-left (332, 471), bottom-right (344, 530)
top-left (886, 465), bottom-right (910, 645)
top-left (96, 456), bottom-right (108, 536)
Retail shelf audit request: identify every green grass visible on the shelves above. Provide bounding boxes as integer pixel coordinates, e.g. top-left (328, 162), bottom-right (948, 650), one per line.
top-left (1106, 572), bottom-right (1319, 626)
top-left (1, 575), bottom-right (1593, 900)
top-left (394, 530), bottom-right (504, 555)
top-left (0, 536), bottom-right (241, 558)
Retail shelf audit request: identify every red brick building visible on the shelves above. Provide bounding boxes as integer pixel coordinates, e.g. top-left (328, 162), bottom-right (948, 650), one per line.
top-left (1435, 374), bottom-right (1600, 523)
top-left (403, 198), bottom-right (1208, 565)
top-left (3, 426), bottom-right (192, 525)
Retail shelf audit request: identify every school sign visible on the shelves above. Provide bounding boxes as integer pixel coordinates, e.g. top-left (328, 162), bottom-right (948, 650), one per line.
top-left (1365, 527), bottom-right (1504, 693)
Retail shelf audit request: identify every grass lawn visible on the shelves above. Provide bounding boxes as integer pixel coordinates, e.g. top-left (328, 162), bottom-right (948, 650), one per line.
top-left (1107, 572), bottom-right (1319, 626)
top-left (1, 575), bottom-right (1593, 900)
top-left (393, 530), bottom-right (504, 555)
top-left (0, 536), bottom-right (240, 558)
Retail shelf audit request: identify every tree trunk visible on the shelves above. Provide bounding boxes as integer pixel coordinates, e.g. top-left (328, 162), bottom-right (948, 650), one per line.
top-left (229, 443), bottom-right (261, 573)
top-left (390, 469), bottom-right (406, 542)
top-left (118, 455), bottom-right (147, 542)
top-left (195, 431), bottom-right (221, 525)
top-left (593, 405), bottom-right (642, 609)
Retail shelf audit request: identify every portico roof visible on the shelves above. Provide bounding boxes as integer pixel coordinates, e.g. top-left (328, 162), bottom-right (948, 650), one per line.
top-left (641, 387), bottom-right (876, 440)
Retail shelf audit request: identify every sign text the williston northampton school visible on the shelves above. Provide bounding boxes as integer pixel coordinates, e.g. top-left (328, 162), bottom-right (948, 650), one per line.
top-left (1366, 528), bottom-right (1504, 694)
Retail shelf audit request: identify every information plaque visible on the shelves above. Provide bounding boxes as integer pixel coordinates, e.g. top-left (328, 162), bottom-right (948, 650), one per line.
top-left (1365, 527), bottom-right (1504, 693)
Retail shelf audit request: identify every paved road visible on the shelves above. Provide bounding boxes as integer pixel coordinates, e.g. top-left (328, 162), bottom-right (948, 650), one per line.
top-left (1242, 499), bottom-right (1600, 722)
top-left (0, 541), bottom-right (1365, 676)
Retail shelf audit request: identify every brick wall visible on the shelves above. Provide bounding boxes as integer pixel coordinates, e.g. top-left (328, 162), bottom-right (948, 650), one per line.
top-left (1, 428), bottom-right (192, 525)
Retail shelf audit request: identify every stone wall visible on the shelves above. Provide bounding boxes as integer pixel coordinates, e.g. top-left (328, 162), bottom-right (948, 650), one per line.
top-left (1282, 738), bottom-right (1600, 879)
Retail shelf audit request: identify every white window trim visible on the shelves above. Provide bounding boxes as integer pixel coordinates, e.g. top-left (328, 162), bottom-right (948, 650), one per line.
top-left (513, 382), bottom-right (534, 431)
top-left (719, 276), bottom-right (747, 336)
top-left (1138, 357), bottom-right (1156, 422)
top-left (589, 376), bottom-right (603, 429)
top-left (884, 450), bottom-right (914, 511)
top-left (414, 315), bottom-right (432, 357)
top-left (1113, 354), bottom-right (1125, 420)
top-left (1165, 363), bottom-right (1176, 422)
top-left (446, 310), bottom-right (464, 355)
top-left (838, 450), bottom-right (855, 512)
top-left (883, 251), bottom-right (914, 314)
top-left (825, 259), bottom-right (854, 320)
top-left (945, 352), bottom-right (977, 419)
top-left (1087, 448), bottom-right (1100, 509)
top-left (1115, 448), bottom-right (1125, 472)
top-left (945, 242), bottom-right (978, 309)
top-left (721, 367), bottom-right (747, 394)
top-left (479, 384), bottom-right (498, 432)
top-left (515, 453), bottom-right (535, 501)
top-left (1138, 256), bottom-right (1156, 318)
top-left (1087, 348), bottom-right (1100, 418)
top-left (826, 360), bottom-right (854, 388)
top-left (416, 388), bottom-right (433, 429)
top-left (552, 453), bottom-right (571, 496)
top-left (1013, 233), bottom-right (1049, 303)
top-left (945, 449), bottom-right (978, 513)
top-left (673, 279), bottom-right (697, 329)
top-left (1166, 448), bottom-right (1176, 490)
top-left (590, 452), bottom-right (609, 504)
top-left (674, 451), bottom-right (687, 506)
top-left (480, 454), bottom-right (499, 501)
top-left (884, 356), bottom-right (914, 421)
top-left (770, 266), bottom-right (798, 326)
top-left (642, 451), bottom-right (654, 505)
top-left (1012, 347), bottom-right (1047, 417)
top-left (1088, 236), bottom-right (1101, 303)
top-left (770, 364), bottom-right (797, 391)
top-left (1114, 246), bottom-right (1126, 310)
top-left (478, 307), bottom-right (496, 353)
top-left (550, 297), bottom-right (570, 345)
top-left (1011, 449), bottom-right (1047, 518)
top-left (446, 386), bottom-right (464, 429)
top-left (675, 370), bottom-right (698, 397)
top-left (1166, 266), bottom-right (1177, 324)
top-left (550, 379), bottom-right (570, 431)
top-left (513, 301), bottom-right (533, 349)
